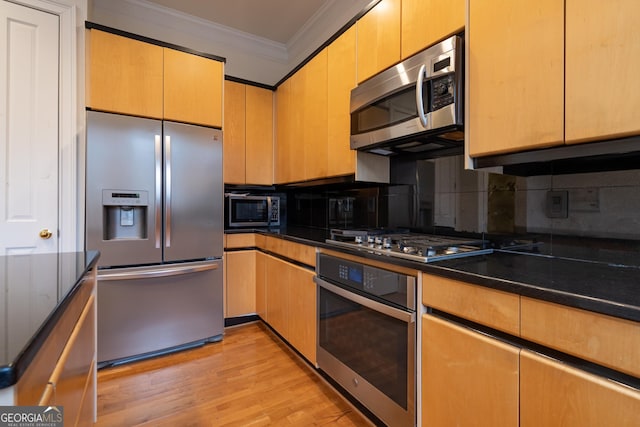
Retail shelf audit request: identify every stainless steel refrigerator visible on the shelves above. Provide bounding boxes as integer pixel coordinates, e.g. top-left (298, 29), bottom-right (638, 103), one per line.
top-left (86, 110), bottom-right (224, 367)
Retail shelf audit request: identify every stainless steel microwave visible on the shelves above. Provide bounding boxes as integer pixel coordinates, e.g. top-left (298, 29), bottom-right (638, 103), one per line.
top-left (350, 34), bottom-right (464, 157)
top-left (226, 195), bottom-right (280, 228)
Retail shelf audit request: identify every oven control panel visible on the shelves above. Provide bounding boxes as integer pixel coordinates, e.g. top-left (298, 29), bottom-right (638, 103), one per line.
top-left (318, 253), bottom-right (416, 311)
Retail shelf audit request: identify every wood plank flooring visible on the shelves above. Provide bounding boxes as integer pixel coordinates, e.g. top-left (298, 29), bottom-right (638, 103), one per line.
top-left (96, 322), bottom-right (373, 426)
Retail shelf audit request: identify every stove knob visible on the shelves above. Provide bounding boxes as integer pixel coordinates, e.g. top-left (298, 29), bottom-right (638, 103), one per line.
top-left (382, 237), bottom-right (392, 249)
top-left (426, 247), bottom-right (437, 257)
top-left (355, 235), bottom-right (363, 244)
top-left (446, 246), bottom-right (459, 254)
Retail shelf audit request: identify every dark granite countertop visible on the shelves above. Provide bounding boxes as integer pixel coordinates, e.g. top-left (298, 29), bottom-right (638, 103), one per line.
top-left (0, 251), bottom-right (100, 389)
top-left (226, 227), bottom-right (640, 323)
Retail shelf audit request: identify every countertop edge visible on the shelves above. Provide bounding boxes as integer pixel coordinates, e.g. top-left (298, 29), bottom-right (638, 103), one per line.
top-left (227, 229), bottom-right (640, 323)
top-left (0, 251), bottom-right (100, 389)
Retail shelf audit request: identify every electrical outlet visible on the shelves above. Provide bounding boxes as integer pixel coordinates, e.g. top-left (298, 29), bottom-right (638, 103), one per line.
top-left (546, 190), bottom-right (568, 218)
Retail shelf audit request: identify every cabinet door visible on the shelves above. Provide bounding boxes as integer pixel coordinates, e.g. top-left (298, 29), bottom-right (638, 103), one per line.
top-left (356, 0), bottom-right (401, 83)
top-left (303, 50), bottom-right (328, 180)
top-left (565, 0), bottom-right (640, 143)
top-left (327, 26), bottom-right (356, 177)
top-left (223, 80), bottom-right (246, 184)
top-left (225, 250), bottom-right (256, 317)
top-left (255, 251), bottom-right (267, 320)
top-left (287, 265), bottom-right (317, 365)
top-left (245, 85), bottom-right (274, 185)
top-left (521, 350), bottom-right (640, 427)
top-left (87, 30), bottom-right (163, 118)
top-left (163, 48), bottom-right (223, 127)
top-left (274, 78), bottom-right (292, 184)
top-left (265, 254), bottom-right (290, 338)
top-left (401, 0), bottom-right (465, 58)
top-left (468, 0), bottom-right (564, 157)
top-left (422, 315), bottom-right (519, 427)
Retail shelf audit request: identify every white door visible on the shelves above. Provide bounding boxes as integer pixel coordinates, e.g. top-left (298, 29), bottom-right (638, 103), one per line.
top-left (0, 1), bottom-right (59, 255)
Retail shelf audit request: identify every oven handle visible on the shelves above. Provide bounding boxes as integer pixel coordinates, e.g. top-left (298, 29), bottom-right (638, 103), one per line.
top-left (314, 276), bottom-right (415, 324)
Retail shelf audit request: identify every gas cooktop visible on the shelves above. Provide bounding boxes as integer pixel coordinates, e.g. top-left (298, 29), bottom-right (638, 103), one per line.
top-left (326, 229), bottom-right (493, 263)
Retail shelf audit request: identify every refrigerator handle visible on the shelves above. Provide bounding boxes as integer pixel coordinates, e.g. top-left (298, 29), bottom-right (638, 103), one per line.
top-left (154, 134), bottom-right (162, 249)
top-left (165, 134), bottom-right (172, 248)
top-left (98, 262), bottom-right (219, 281)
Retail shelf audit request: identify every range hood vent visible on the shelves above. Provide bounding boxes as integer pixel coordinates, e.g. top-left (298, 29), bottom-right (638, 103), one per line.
top-left (474, 136), bottom-right (640, 176)
top-left (359, 125), bottom-right (464, 159)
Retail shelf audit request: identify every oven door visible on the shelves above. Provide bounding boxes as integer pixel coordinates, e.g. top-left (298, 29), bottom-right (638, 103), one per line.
top-left (315, 277), bottom-right (416, 427)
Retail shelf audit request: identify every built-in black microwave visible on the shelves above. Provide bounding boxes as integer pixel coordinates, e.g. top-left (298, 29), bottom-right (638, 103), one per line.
top-left (226, 195), bottom-right (280, 228)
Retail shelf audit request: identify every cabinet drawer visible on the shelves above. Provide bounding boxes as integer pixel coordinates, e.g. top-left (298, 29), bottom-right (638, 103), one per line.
top-left (422, 274), bottom-right (520, 336)
top-left (521, 297), bottom-right (640, 378)
top-left (263, 236), bottom-right (316, 267)
top-left (225, 233), bottom-right (258, 249)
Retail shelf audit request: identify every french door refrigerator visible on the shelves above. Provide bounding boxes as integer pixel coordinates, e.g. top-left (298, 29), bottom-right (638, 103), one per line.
top-left (86, 110), bottom-right (224, 367)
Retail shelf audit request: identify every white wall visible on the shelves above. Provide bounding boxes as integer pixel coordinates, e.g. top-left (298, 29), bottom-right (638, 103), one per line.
top-left (89, 0), bottom-right (372, 86)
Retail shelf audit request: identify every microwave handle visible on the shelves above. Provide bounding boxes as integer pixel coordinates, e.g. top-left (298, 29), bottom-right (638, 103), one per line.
top-left (267, 196), bottom-right (272, 227)
top-left (416, 64), bottom-right (428, 128)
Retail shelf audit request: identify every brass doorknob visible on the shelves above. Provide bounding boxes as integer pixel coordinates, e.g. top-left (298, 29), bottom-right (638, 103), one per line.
top-left (39, 229), bottom-right (53, 239)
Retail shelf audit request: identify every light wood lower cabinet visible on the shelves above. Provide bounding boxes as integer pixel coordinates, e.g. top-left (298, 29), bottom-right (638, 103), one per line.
top-left (422, 314), bottom-right (519, 427)
top-left (16, 269), bottom-right (97, 427)
top-left (224, 250), bottom-right (257, 317)
top-left (520, 350), bottom-right (640, 427)
top-left (262, 252), bottom-right (316, 365)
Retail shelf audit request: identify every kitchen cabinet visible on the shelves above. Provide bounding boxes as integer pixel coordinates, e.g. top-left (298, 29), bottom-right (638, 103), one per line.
top-left (224, 250), bottom-right (256, 318)
top-left (467, 0), bottom-right (564, 157)
top-left (422, 314), bottom-right (519, 427)
top-left (275, 72), bottom-right (305, 183)
top-left (422, 273), bottom-right (520, 335)
top-left (15, 268), bottom-right (97, 426)
top-left (303, 50), bottom-right (329, 180)
top-left (401, 0), bottom-right (465, 58)
top-left (223, 81), bottom-right (274, 185)
top-left (469, 0), bottom-right (640, 157)
top-left (520, 296), bottom-right (640, 378)
top-left (520, 350), bottom-right (640, 426)
top-left (423, 271), bottom-right (640, 427)
top-left (87, 29), bottom-right (163, 119)
top-left (356, 0), bottom-right (401, 84)
top-left (87, 29), bottom-right (223, 127)
top-left (327, 26), bottom-right (357, 177)
top-left (260, 239), bottom-right (316, 364)
top-left (565, 0), bottom-right (640, 144)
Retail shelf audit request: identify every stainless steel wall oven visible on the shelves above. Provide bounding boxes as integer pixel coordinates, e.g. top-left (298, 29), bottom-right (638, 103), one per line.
top-left (315, 253), bottom-right (416, 427)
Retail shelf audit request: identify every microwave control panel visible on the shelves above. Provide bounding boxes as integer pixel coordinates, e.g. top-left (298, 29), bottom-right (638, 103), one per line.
top-left (430, 74), bottom-right (455, 111)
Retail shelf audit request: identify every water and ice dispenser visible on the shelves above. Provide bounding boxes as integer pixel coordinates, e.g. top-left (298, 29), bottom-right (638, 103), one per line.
top-left (102, 190), bottom-right (149, 240)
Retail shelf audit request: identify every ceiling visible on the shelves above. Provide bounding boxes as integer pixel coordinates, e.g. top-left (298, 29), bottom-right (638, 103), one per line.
top-left (143, 0), bottom-right (330, 45)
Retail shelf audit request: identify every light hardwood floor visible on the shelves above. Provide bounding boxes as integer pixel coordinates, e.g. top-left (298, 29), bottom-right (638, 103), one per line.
top-left (96, 322), bottom-right (372, 426)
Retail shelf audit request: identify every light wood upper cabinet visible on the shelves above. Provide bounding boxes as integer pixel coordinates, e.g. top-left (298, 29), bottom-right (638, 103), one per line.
top-left (87, 29), bottom-right (163, 119)
top-left (327, 26), bottom-right (357, 177)
top-left (245, 85), bottom-right (274, 185)
top-left (520, 350), bottom-right (640, 427)
top-left (223, 81), bottom-right (246, 184)
top-left (274, 78), bottom-right (292, 184)
top-left (401, 0), bottom-right (465, 58)
top-left (356, 0), bottom-right (401, 83)
top-left (163, 48), bottom-right (223, 127)
top-left (422, 315), bottom-right (519, 427)
top-left (565, 0), bottom-right (640, 144)
top-left (223, 81), bottom-right (274, 185)
top-left (87, 29), bottom-right (223, 127)
top-left (303, 50), bottom-right (328, 180)
top-left (468, 0), bottom-right (565, 157)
